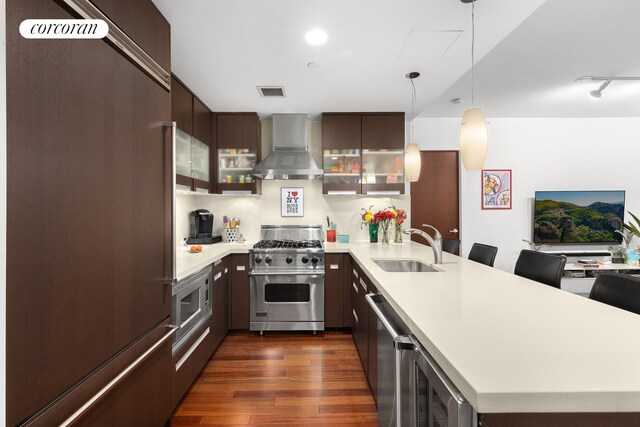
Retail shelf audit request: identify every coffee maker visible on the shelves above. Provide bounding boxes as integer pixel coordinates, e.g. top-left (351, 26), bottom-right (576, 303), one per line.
top-left (187, 209), bottom-right (221, 244)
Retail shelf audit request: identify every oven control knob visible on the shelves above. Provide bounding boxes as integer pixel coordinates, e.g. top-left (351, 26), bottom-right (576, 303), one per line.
top-left (311, 257), bottom-right (319, 264)
top-left (286, 256), bottom-right (293, 264)
top-left (265, 256), bottom-right (272, 264)
top-left (254, 256), bottom-right (262, 264)
top-left (301, 256), bottom-right (309, 264)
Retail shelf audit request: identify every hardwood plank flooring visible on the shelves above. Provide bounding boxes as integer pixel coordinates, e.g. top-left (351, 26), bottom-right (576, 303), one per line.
top-left (172, 331), bottom-right (380, 426)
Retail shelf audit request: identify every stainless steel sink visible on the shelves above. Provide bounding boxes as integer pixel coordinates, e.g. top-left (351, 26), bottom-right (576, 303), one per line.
top-left (372, 259), bottom-right (440, 273)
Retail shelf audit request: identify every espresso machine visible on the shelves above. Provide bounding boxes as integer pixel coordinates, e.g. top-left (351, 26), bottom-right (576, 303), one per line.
top-left (187, 209), bottom-right (221, 244)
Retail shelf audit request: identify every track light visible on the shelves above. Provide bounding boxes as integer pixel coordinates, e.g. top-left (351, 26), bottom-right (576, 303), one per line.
top-left (589, 80), bottom-right (611, 99)
top-left (576, 76), bottom-right (640, 99)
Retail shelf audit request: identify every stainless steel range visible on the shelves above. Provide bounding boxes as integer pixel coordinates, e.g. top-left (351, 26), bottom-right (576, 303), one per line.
top-left (249, 225), bottom-right (325, 334)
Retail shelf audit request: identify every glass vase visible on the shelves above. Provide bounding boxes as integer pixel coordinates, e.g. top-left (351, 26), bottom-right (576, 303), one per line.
top-left (379, 221), bottom-right (390, 245)
top-left (368, 223), bottom-right (379, 243)
top-left (394, 223), bottom-right (402, 243)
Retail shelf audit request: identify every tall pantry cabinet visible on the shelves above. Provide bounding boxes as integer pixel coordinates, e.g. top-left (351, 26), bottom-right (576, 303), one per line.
top-left (6, 0), bottom-right (173, 425)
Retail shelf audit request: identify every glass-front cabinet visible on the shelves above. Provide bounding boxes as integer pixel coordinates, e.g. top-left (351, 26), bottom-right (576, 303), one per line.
top-left (322, 113), bottom-right (405, 195)
top-left (217, 148), bottom-right (257, 185)
top-left (361, 149), bottom-right (404, 194)
top-left (176, 128), bottom-right (210, 193)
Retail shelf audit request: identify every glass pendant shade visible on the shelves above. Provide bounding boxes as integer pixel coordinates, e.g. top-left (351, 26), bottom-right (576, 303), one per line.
top-left (404, 143), bottom-right (421, 182)
top-left (460, 107), bottom-right (488, 171)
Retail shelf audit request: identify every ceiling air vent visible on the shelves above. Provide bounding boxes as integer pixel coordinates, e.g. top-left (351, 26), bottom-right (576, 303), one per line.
top-left (257, 86), bottom-right (286, 97)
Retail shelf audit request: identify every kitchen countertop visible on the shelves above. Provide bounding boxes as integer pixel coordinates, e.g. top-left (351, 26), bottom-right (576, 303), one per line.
top-left (177, 240), bottom-right (640, 413)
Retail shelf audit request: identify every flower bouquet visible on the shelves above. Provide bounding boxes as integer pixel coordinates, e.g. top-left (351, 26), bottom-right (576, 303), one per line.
top-left (361, 205), bottom-right (379, 242)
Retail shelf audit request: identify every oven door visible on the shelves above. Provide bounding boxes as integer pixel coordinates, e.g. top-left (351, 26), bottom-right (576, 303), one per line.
top-left (411, 338), bottom-right (475, 427)
top-left (249, 272), bottom-right (324, 323)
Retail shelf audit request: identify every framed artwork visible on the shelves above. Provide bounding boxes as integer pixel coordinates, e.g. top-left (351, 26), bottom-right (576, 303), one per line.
top-left (482, 169), bottom-right (512, 210)
top-left (281, 187), bottom-right (304, 217)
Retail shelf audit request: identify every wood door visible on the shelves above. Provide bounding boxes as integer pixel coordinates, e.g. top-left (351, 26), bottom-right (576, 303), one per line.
top-left (410, 151), bottom-right (460, 249)
top-left (367, 281), bottom-right (378, 403)
top-left (7, 0), bottom-right (170, 423)
top-left (325, 254), bottom-right (345, 328)
top-left (230, 254), bottom-right (250, 329)
top-left (171, 75), bottom-right (193, 134)
top-left (342, 255), bottom-right (352, 328)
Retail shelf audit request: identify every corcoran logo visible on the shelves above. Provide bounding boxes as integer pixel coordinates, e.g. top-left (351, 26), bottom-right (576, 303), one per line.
top-left (19, 19), bottom-right (108, 39)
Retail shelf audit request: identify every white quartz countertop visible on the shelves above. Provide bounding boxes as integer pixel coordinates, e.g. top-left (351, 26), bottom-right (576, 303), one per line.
top-left (177, 240), bottom-right (640, 413)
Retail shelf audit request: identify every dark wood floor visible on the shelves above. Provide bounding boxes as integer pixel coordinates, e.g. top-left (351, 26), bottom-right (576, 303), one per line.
top-left (172, 331), bottom-right (379, 426)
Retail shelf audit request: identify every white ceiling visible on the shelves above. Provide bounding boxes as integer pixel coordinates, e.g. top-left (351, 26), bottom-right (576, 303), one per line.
top-left (152, 0), bottom-right (640, 119)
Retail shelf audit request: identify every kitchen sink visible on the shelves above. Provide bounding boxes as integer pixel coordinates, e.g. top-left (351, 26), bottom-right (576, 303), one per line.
top-left (372, 259), bottom-right (440, 273)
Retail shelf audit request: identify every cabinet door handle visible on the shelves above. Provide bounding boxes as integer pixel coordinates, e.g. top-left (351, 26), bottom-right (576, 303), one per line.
top-left (360, 278), bottom-right (368, 293)
top-left (352, 282), bottom-right (358, 294)
top-left (214, 272), bottom-right (222, 281)
top-left (352, 309), bottom-right (359, 323)
top-left (60, 324), bottom-right (178, 427)
top-left (330, 264), bottom-right (339, 270)
top-left (353, 268), bottom-right (359, 278)
top-left (224, 268), bottom-right (228, 274)
top-left (236, 265), bottom-right (245, 271)
top-left (449, 228), bottom-right (459, 234)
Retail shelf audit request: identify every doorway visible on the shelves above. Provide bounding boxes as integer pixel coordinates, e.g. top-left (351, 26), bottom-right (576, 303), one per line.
top-left (410, 150), bottom-right (461, 253)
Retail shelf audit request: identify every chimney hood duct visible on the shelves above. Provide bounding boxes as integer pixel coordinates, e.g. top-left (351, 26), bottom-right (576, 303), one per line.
top-left (251, 113), bottom-right (324, 180)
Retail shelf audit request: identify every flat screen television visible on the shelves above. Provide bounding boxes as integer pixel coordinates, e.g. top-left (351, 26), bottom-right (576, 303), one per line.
top-left (533, 190), bottom-right (625, 244)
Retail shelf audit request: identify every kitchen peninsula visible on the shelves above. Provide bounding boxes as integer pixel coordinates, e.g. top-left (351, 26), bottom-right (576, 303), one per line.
top-left (177, 240), bottom-right (640, 424)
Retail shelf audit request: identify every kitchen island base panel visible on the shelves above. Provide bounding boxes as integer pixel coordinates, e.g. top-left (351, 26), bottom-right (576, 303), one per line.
top-left (481, 412), bottom-right (640, 427)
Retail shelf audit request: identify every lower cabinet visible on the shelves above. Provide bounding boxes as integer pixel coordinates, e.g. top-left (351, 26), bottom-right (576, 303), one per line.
top-left (350, 256), bottom-right (378, 404)
top-left (230, 254), bottom-right (250, 329)
top-left (172, 315), bottom-right (213, 409)
top-left (211, 258), bottom-right (230, 350)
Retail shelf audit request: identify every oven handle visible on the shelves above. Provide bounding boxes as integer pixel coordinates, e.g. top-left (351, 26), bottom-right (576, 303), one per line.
top-left (248, 271), bottom-right (325, 277)
top-left (180, 308), bottom-right (202, 330)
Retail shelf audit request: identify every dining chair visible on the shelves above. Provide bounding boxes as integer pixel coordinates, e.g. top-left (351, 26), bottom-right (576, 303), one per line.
top-left (514, 250), bottom-right (566, 288)
top-left (468, 243), bottom-right (498, 267)
top-left (589, 272), bottom-right (640, 315)
top-left (442, 238), bottom-right (461, 255)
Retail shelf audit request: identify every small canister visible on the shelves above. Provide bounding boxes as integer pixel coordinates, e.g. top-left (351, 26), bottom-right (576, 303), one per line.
top-left (245, 174), bottom-right (252, 183)
top-left (238, 175), bottom-right (245, 184)
top-left (226, 175), bottom-right (233, 183)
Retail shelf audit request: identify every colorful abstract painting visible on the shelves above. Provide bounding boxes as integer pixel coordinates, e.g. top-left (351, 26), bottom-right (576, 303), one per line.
top-left (482, 169), bottom-right (512, 210)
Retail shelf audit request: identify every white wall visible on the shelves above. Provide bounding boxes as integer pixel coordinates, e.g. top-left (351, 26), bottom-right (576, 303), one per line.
top-left (176, 120), bottom-right (410, 244)
top-left (413, 117), bottom-right (640, 271)
top-left (1, 0), bottom-right (7, 422)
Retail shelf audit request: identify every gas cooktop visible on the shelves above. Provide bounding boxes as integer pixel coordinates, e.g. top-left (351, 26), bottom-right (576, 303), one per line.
top-left (253, 239), bottom-right (323, 250)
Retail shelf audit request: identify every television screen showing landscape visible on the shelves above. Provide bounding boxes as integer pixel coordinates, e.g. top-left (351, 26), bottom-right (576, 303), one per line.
top-left (534, 191), bottom-right (625, 244)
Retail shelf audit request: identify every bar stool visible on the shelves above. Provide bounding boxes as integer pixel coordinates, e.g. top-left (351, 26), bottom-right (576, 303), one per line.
top-left (468, 243), bottom-right (498, 267)
top-left (589, 272), bottom-right (640, 315)
top-left (514, 250), bottom-right (566, 288)
top-left (442, 238), bottom-right (461, 255)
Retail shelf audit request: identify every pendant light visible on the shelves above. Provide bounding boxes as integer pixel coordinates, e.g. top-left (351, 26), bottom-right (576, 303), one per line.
top-left (460, 0), bottom-right (488, 171)
top-left (405, 72), bottom-right (422, 182)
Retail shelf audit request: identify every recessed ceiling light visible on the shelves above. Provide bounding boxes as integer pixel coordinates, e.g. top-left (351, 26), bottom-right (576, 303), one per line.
top-left (305, 29), bottom-right (327, 45)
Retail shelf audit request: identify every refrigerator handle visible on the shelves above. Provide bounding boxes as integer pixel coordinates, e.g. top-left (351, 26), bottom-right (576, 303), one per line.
top-left (161, 122), bottom-right (177, 284)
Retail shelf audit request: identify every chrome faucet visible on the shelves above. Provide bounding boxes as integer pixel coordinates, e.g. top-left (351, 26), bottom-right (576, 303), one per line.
top-left (403, 224), bottom-right (443, 264)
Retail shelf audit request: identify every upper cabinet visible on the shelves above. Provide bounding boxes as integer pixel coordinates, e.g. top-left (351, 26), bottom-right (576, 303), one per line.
top-left (91, 0), bottom-right (171, 71)
top-left (171, 74), bottom-right (213, 192)
top-left (215, 113), bottom-right (261, 195)
top-left (322, 113), bottom-right (405, 195)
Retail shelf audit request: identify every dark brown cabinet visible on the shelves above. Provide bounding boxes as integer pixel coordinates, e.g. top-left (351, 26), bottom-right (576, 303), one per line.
top-left (367, 281), bottom-right (378, 404)
top-left (171, 75), bottom-right (213, 193)
top-left (216, 113), bottom-right (262, 195)
top-left (171, 76), bottom-right (194, 135)
top-left (325, 254), bottom-right (345, 328)
top-left (211, 257), bottom-right (231, 351)
top-left (230, 254), bottom-right (251, 329)
top-left (6, 0), bottom-right (171, 424)
top-left (91, 0), bottom-right (171, 72)
top-left (172, 319), bottom-right (213, 409)
top-left (322, 112), bottom-right (405, 195)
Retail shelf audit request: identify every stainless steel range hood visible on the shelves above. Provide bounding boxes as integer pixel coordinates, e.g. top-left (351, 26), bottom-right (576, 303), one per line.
top-left (251, 113), bottom-right (323, 180)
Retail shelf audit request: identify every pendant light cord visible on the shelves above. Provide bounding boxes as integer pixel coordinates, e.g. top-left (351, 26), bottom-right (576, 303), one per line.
top-left (471, 0), bottom-right (476, 106)
top-left (410, 78), bottom-right (416, 143)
